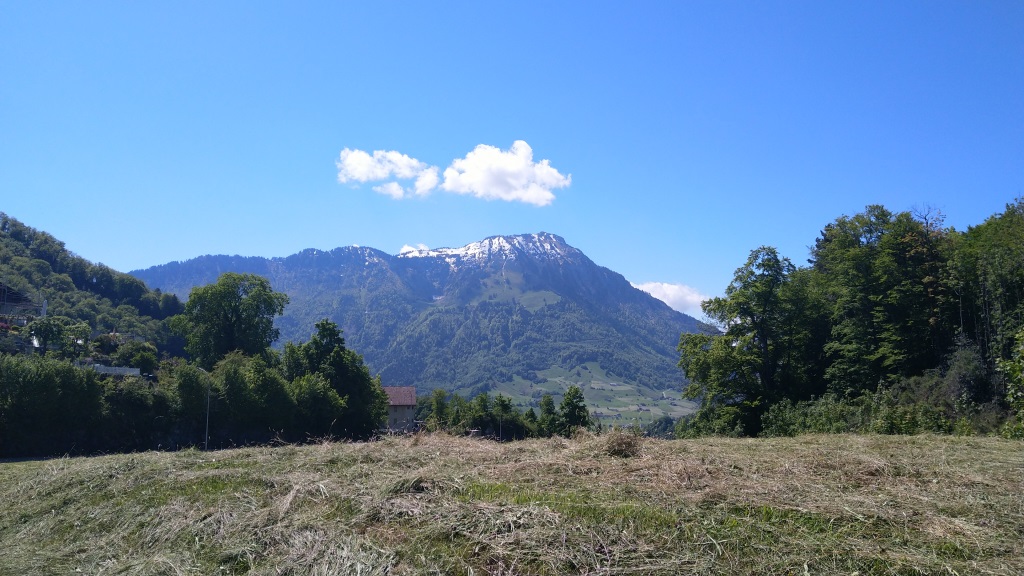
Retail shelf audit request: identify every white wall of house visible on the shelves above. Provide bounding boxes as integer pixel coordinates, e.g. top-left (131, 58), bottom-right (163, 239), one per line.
top-left (387, 405), bottom-right (416, 432)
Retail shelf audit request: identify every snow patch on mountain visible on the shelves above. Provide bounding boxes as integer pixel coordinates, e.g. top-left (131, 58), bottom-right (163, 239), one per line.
top-left (397, 232), bottom-right (579, 268)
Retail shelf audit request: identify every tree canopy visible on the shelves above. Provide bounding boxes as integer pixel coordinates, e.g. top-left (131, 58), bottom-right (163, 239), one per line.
top-left (678, 247), bottom-right (827, 435)
top-left (283, 319), bottom-right (387, 440)
top-left (170, 272), bottom-right (288, 369)
top-left (413, 385), bottom-right (596, 440)
top-left (679, 202), bottom-right (1024, 438)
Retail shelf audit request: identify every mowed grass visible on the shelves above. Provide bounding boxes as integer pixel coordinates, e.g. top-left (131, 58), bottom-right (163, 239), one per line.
top-left (0, 433), bottom-right (1021, 575)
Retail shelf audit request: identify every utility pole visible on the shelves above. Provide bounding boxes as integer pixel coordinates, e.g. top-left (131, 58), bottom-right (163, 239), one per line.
top-left (204, 370), bottom-right (211, 451)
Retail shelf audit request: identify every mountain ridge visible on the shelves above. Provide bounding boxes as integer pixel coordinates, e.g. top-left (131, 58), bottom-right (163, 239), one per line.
top-left (132, 232), bottom-right (711, 419)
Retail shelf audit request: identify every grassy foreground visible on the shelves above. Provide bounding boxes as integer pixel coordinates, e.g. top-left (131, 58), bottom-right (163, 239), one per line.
top-left (0, 433), bottom-right (1021, 575)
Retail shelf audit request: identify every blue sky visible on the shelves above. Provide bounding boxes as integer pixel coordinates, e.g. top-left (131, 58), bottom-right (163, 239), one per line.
top-left (2, 1), bottom-right (1022, 317)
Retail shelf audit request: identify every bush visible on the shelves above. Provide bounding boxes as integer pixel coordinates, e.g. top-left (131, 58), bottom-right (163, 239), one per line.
top-left (1000, 415), bottom-right (1024, 440)
top-left (870, 391), bottom-right (952, 435)
top-left (952, 417), bottom-right (974, 436)
top-left (675, 404), bottom-right (745, 438)
top-left (760, 390), bottom-right (961, 437)
top-left (643, 415), bottom-right (676, 439)
top-left (760, 394), bottom-right (872, 437)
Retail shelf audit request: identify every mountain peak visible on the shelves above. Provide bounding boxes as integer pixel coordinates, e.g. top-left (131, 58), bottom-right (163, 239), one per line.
top-left (397, 231), bottom-right (582, 266)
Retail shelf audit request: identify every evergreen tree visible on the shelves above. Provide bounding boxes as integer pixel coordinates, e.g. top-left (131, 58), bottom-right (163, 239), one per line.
top-left (538, 393), bottom-right (558, 437)
top-left (559, 385), bottom-right (591, 434)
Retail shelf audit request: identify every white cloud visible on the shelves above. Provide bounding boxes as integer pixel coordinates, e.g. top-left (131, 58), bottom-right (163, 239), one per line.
top-left (414, 166), bottom-right (439, 196)
top-left (399, 243), bottom-right (429, 254)
top-left (336, 141), bottom-right (569, 205)
top-left (372, 182), bottom-right (406, 199)
top-left (632, 282), bottom-right (709, 318)
top-left (337, 148), bottom-right (428, 183)
top-left (337, 148), bottom-right (435, 199)
top-left (440, 140), bottom-right (570, 206)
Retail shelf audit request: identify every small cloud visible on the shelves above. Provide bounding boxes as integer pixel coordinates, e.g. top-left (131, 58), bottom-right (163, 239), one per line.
top-left (414, 166), bottom-right (439, 196)
top-left (337, 148), bottom-right (428, 183)
top-left (372, 182), bottom-right (406, 199)
top-left (337, 148), bottom-right (436, 200)
top-left (441, 140), bottom-right (570, 206)
top-left (336, 141), bottom-right (569, 205)
top-left (632, 282), bottom-right (709, 317)
top-left (399, 243), bottom-right (429, 254)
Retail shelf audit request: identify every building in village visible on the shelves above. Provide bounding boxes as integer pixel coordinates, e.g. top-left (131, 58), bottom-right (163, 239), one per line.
top-left (382, 386), bottom-right (417, 432)
top-left (0, 281), bottom-right (43, 325)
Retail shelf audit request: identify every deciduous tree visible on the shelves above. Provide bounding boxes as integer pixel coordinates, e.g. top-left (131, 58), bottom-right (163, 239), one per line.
top-left (170, 273), bottom-right (288, 369)
top-left (679, 247), bottom-right (824, 435)
top-left (284, 319), bottom-right (387, 439)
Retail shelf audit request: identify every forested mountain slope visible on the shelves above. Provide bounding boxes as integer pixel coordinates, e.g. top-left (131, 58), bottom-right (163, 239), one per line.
top-left (0, 212), bottom-right (183, 353)
top-left (133, 233), bottom-right (712, 400)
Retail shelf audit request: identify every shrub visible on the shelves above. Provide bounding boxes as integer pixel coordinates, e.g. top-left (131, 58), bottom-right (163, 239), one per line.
top-left (952, 417), bottom-right (975, 436)
top-left (760, 394), bottom-right (872, 437)
top-left (1001, 415), bottom-right (1024, 440)
top-left (675, 404), bottom-right (745, 438)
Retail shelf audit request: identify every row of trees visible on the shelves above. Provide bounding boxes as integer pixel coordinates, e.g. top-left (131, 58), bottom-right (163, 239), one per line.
top-left (679, 202), bottom-right (1024, 437)
top-left (415, 385), bottom-right (593, 440)
top-left (1, 218), bottom-right (603, 456)
top-left (0, 272), bottom-right (389, 457)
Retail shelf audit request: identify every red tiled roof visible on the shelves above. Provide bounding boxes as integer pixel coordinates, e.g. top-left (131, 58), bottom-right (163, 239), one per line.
top-left (383, 386), bottom-right (417, 407)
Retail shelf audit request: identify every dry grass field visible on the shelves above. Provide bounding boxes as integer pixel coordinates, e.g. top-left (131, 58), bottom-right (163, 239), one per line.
top-left (0, 432), bottom-right (1021, 575)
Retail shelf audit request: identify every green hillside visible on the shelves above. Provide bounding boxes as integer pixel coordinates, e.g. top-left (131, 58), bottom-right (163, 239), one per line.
top-left (0, 212), bottom-right (183, 355)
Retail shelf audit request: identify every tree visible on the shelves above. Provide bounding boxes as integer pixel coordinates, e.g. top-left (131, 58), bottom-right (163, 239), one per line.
top-left (284, 319), bottom-right (387, 439)
top-left (61, 321), bottom-right (91, 359)
top-left (210, 351), bottom-right (294, 441)
top-left (469, 392), bottom-right (494, 433)
top-left (113, 340), bottom-right (160, 374)
top-left (245, 356), bottom-right (295, 433)
top-left (678, 246), bottom-right (825, 436)
top-left (493, 393), bottom-right (527, 440)
top-left (559, 385), bottom-right (591, 434)
top-left (426, 388), bottom-right (449, 431)
top-left (173, 362), bottom-right (214, 441)
top-left (995, 325), bottom-right (1024, 432)
top-left (644, 415), bottom-right (676, 438)
top-left (679, 243), bottom-right (798, 432)
top-left (0, 354), bottom-right (104, 456)
top-left (98, 375), bottom-right (174, 452)
top-left (810, 206), bottom-right (955, 394)
top-left (170, 273), bottom-right (288, 369)
top-left (538, 393), bottom-right (558, 437)
top-left (446, 394), bottom-right (472, 433)
top-left (289, 373), bottom-right (346, 437)
top-left (214, 351), bottom-right (257, 431)
top-left (28, 315), bottom-right (67, 353)
top-left (952, 199), bottom-right (1024, 366)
